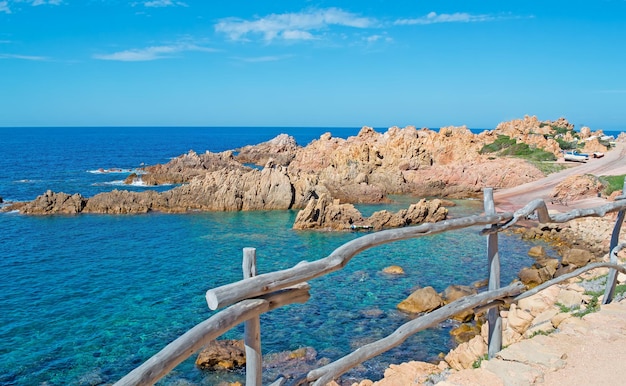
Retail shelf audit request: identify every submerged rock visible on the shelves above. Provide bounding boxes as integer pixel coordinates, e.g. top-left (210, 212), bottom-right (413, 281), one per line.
top-left (382, 265), bottom-right (405, 275)
top-left (195, 339), bottom-right (246, 371)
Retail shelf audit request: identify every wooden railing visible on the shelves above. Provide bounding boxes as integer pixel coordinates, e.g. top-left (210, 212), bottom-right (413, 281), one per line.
top-left (114, 186), bottom-right (626, 386)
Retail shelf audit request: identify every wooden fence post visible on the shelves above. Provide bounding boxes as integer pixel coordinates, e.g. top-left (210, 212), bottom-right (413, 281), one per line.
top-left (243, 247), bottom-right (262, 386)
top-left (484, 188), bottom-right (502, 358)
top-left (603, 180), bottom-right (626, 304)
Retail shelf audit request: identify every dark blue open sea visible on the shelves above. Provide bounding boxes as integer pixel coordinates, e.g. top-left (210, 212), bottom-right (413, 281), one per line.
top-left (0, 127), bottom-right (551, 385)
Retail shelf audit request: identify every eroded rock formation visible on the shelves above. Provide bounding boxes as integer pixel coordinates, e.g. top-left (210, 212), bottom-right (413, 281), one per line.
top-left (18, 190), bottom-right (86, 215)
top-left (8, 116), bottom-right (594, 218)
top-left (235, 133), bottom-right (299, 166)
top-left (292, 194), bottom-right (448, 231)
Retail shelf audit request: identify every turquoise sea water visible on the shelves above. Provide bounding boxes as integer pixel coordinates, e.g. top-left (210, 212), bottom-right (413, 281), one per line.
top-left (0, 127), bottom-right (552, 385)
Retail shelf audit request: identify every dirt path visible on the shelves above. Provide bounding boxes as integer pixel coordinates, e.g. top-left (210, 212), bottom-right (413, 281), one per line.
top-left (494, 143), bottom-right (626, 212)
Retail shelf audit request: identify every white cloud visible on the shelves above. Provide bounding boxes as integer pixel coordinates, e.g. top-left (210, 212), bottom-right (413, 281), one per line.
top-left (0, 53), bottom-right (48, 60)
top-left (31, 0), bottom-right (62, 6)
top-left (394, 11), bottom-right (495, 26)
top-left (0, 1), bottom-right (11, 13)
top-left (215, 7), bottom-right (374, 42)
top-left (93, 43), bottom-right (215, 61)
top-left (142, 0), bottom-right (187, 7)
top-left (239, 55), bottom-right (291, 63)
top-left (282, 30), bottom-right (315, 40)
top-left (1, 0), bottom-right (62, 12)
top-left (363, 34), bottom-right (392, 44)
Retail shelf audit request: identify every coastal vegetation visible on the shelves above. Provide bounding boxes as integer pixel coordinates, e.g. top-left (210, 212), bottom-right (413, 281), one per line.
top-left (600, 174), bottom-right (626, 195)
top-left (479, 134), bottom-right (557, 162)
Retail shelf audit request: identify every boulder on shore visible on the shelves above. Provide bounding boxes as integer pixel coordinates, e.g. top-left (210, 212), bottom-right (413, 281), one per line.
top-left (442, 284), bottom-right (478, 322)
top-left (397, 286), bottom-right (443, 314)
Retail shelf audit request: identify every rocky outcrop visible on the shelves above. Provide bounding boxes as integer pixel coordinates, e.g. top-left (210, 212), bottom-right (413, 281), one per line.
top-left (138, 150), bottom-right (247, 185)
top-left (550, 174), bottom-right (604, 205)
top-left (292, 194), bottom-right (363, 231)
top-left (292, 194), bottom-right (448, 231)
top-left (490, 115), bottom-right (569, 157)
top-left (18, 190), bottom-right (86, 215)
top-left (161, 163), bottom-right (294, 211)
top-left (15, 163), bottom-right (296, 215)
top-left (12, 116), bottom-right (600, 216)
top-left (369, 199), bottom-right (449, 229)
top-left (518, 215), bottom-right (625, 259)
top-left (235, 133), bottom-right (299, 166)
top-left (288, 125), bottom-right (545, 200)
top-left (582, 137), bottom-right (609, 154)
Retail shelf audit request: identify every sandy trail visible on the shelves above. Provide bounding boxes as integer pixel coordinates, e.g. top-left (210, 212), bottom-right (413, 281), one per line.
top-left (494, 143), bottom-right (626, 212)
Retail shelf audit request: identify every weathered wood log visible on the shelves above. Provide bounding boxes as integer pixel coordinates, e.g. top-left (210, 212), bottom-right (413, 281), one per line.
top-left (484, 188), bottom-right (502, 358)
top-left (604, 242), bottom-right (625, 304)
top-left (550, 201), bottom-right (626, 222)
top-left (603, 180), bottom-right (626, 304)
top-left (306, 282), bottom-right (526, 385)
top-left (499, 198), bottom-right (550, 231)
top-left (206, 213), bottom-right (513, 310)
top-left (243, 248), bottom-right (262, 386)
top-left (114, 284), bottom-right (310, 386)
top-left (483, 198), bottom-right (626, 235)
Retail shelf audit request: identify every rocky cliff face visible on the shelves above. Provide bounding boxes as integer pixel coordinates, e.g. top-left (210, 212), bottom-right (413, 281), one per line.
top-left (8, 116), bottom-right (586, 217)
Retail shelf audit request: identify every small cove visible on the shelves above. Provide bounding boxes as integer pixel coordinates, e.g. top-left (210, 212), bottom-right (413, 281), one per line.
top-left (0, 127), bottom-right (558, 385)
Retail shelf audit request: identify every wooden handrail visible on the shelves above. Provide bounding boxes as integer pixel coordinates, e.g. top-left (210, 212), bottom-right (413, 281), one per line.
top-left (116, 192), bottom-right (626, 386)
top-left (206, 213), bottom-right (512, 310)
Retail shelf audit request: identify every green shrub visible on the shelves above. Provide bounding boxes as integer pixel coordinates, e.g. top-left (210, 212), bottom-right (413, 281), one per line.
top-left (472, 353), bottom-right (489, 368)
top-left (480, 135), bottom-right (556, 162)
top-left (600, 175), bottom-right (625, 195)
top-left (480, 135), bottom-right (517, 154)
top-left (556, 138), bottom-right (576, 150)
top-left (551, 126), bottom-right (572, 136)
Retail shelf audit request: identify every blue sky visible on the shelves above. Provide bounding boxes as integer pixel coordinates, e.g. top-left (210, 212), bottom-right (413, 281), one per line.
top-left (1, 1), bottom-right (625, 129)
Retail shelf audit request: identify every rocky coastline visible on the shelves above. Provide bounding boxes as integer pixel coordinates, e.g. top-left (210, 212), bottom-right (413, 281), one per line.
top-left (5, 115), bottom-right (589, 219)
top-left (6, 116), bottom-right (625, 384)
